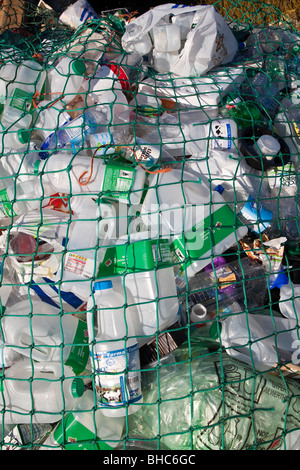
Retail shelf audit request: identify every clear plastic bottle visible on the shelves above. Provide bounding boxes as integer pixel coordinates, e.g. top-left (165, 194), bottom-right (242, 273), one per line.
top-left (178, 256), bottom-right (268, 320)
top-left (38, 106), bottom-right (107, 158)
top-left (46, 57), bottom-right (87, 104)
top-left (242, 71), bottom-right (284, 118)
top-left (87, 279), bottom-right (143, 417)
top-left (0, 360), bottom-right (85, 424)
top-left (1, 60), bottom-right (46, 130)
top-left (210, 312), bottom-right (299, 372)
top-left (41, 390), bottom-right (124, 450)
top-left (33, 99), bottom-right (73, 147)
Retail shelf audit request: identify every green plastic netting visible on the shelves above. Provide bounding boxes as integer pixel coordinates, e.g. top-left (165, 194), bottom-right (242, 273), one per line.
top-left (1, 0), bottom-right (300, 451)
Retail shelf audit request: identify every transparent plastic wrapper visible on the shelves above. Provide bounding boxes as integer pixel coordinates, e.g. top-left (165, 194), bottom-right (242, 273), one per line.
top-left (122, 4), bottom-right (238, 77)
top-left (128, 338), bottom-right (300, 450)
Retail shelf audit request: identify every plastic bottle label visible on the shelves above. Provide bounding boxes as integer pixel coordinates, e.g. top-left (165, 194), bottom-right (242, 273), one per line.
top-left (64, 319), bottom-right (90, 376)
top-left (92, 343), bottom-right (142, 408)
top-left (210, 122), bottom-right (232, 150)
top-left (0, 188), bottom-right (16, 217)
top-left (64, 253), bottom-right (95, 279)
top-left (52, 413), bottom-right (115, 450)
top-left (102, 164), bottom-right (135, 202)
top-left (96, 63), bottom-right (130, 91)
top-left (92, 132), bottom-right (116, 156)
top-left (9, 87), bottom-right (32, 112)
top-left (239, 195), bottom-right (273, 234)
top-left (171, 203), bottom-right (242, 278)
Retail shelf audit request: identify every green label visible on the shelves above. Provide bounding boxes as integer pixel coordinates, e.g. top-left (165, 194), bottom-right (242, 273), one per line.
top-left (64, 319), bottom-right (90, 376)
top-left (102, 162), bottom-right (135, 201)
top-left (170, 204), bottom-right (243, 270)
top-left (53, 413), bottom-right (115, 450)
top-left (0, 188), bottom-right (16, 217)
top-left (10, 87), bottom-right (33, 112)
top-left (96, 238), bottom-right (172, 278)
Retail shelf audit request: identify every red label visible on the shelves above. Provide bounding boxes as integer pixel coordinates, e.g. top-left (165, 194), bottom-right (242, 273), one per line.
top-left (106, 63), bottom-right (130, 91)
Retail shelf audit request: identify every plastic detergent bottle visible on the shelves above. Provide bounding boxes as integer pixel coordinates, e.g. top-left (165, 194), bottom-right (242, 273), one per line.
top-left (140, 168), bottom-right (248, 281)
top-left (46, 57), bottom-right (86, 104)
top-left (41, 390), bottom-right (124, 450)
top-left (0, 359), bottom-right (84, 424)
top-left (1, 60), bottom-right (46, 130)
top-left (210, 313), bottom-right (299, 372)
top-left (87, 279), bottom-right (143, 417)
top-left (33, 152), bottom-right (146, 206)
top-left (95, 236), bottom-right (180, 347)
top-left (1, 299), bottom-right (90, 377)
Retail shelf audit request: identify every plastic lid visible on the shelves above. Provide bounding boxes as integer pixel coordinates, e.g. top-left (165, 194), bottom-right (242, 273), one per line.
top-left (257, 135), bottom-right (280, 157)
top-left (209, 321), bottom-right (222, 340)
top-left (17, 129), bottom-right (30, 144)
top-left (94, 280), bottom-right (113, 291)
top-left (214, 184), bottom-right (225, 194)
top-left (191, 304), bottom-right (207, 320)
top-left (71, 378), bottom-right (85, 398)
top-left (72, 59), bottom-right (86, 76)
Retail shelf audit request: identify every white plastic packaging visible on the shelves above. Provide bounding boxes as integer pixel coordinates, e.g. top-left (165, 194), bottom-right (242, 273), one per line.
top-left (0, 123), bottom-right (29, 153)
top-left (46, 57), bottom-right (86, 104)
top-left (1, 60), bottom-right (46, 130)
top-left (34, 152), bottom-right (146, 206)
top-left (57, 198), bottom-right (117, 300)
top-left (141, 168), bottom-right (248, 278)
top-left (215, 313), bottom-right (299, 372)
top-left (0, 360), bottom-right (85, 424)
top-left (87, 279), bottom-right (143, 417)
top-left (96, 236), bottom-right (180, 346)
top-left (152, 23), bottom-right (181, 52)
top-left (1, 299), bottom-right (90, 377)
top-left (41, 390), bottom-right (124, 450)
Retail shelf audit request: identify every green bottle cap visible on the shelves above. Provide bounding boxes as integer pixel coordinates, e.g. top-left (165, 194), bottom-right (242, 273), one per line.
top-left (72, 59), bottom-right (86, 76)
top-left (17, 129), bottom-right (29, 144)
top-left (71, 378), bottom-right (85, 398)
top-left (34, 159), bottom-right (42, 175)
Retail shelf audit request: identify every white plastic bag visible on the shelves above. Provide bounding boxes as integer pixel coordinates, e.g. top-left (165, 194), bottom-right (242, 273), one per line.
top-left (59, 0), bottom-right (99, 29)
top-left (122, 4), bottom-right (238, 77)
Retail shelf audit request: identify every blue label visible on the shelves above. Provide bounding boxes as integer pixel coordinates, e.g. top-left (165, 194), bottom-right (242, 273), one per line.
top-left (239, 195), bottom-right (273, 234)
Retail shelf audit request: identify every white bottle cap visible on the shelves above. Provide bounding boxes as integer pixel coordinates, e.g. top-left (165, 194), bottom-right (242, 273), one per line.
top-left (257, 134), bottom-right (280, 159)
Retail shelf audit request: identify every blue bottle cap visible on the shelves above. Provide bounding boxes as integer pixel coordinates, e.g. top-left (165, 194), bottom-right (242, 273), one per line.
top-left (94, 280), bottom-right (113, 291)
